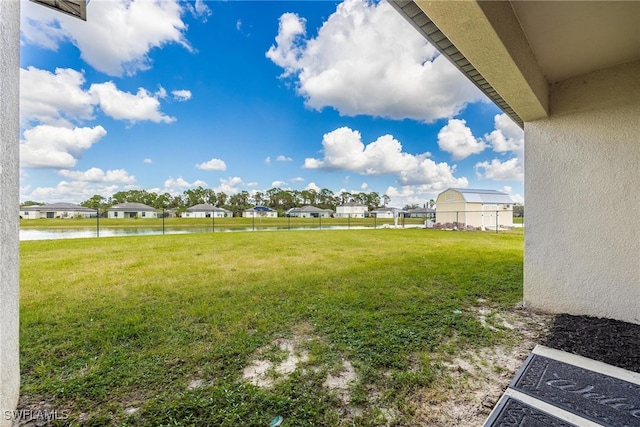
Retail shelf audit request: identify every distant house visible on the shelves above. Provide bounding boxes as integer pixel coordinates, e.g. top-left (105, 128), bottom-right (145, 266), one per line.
top-left (435, 188), bottom-right (513, 228)
top-left (183, 204), bottom-right (232, 218)
top-left (406, 207), bottom-right (436, 219)
top-left (369, 207), bottom-right (403, 219)
top-left (20, 202), bottom-right (96, 219)
top-left (335, 202), bottom-right (368, 218)
top-left (242, 206), bottom-right (277, 218)
top-left (107, 202), bottom-right (158, 219)
top-left (163, 209), bottom-right (179, 218)
top-left (286, 205), bottom-right (333, 218)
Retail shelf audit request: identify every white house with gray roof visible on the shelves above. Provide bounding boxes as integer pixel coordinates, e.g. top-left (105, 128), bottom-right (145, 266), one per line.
top-left (20, 202), bottom-right (96, 219)
top-left (336, 202), bottom-right (368, 218)
top-left (370, 207), bottom-right (403, 219)
top-left (107, 202), bottom-right (157, 219)
top-left (286, 205), bottom-right (333, 218)
top-left (243, 206), bottom-right (277, 218)
top-left (183, 204), bottom-right (231, 218)
top-left (436, 188), bottom-right (513, 228)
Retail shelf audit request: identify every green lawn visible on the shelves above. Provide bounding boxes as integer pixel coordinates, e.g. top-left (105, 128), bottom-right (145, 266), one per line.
top-left (20, 228), bottom-right (525, 426)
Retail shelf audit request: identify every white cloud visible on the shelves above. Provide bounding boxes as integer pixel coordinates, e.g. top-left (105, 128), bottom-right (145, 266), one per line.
top-left (214, 177), bottom-right (244, 194)
top-left (291, 177), bottom-right (305, 183)
top-left (265, 156), bottom-right (271, 164)
top-left (304, 126), bottom-right (467, 191)
top-left (89, 82), bottom-right (175, 123)
top-left (511, 194), bottom-right (524, 204)
top-left (189, 0), bottom-right (212, 22)
top-left (195, 158), bottom-right (227, 171)
top-left (485, 114), bottom-right (524, 155)
top-left (474, 158), bottom-right (523, 181)
top-left (172, 90), bottom-right (192, 102)
top-left (21, 67), bottom-right (178, 125)
top-left (360, 182), bottom-right (368, 190)
top-left (271, 180), bottom-right (287, 187)
top-left (21, 0), bottom-right (192, 77)
top-left (164, 176), bottom-right (208, 189)
top-left (304, 127), bottom-right (415, 175)
top-left (144, 158), bottom-right (153, 164)
top-left (58, 167), bottom-right (136, 184)
top-left (267, 0), bottom-right (484, 122)
top-left (384, 184), bottom-right (456, 209)
top-left (20, 125), bottom-right (107, 168)
top-left (276, 155), bottom-right (293, 162)
top-left (306, 182), bottom-right (320, 192)
top-left (437, 119), bottom-right (486, 160)
top-left (20, 67), bottom-right (95, 127)
top-left (21, 181), bottom-right (120, 205)
top-left (475, 114), bottom-right (525, 182)
top-left (155, 86), bottom-right (168, 99)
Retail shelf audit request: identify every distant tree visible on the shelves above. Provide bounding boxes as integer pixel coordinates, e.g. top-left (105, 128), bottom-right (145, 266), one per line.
top-left (428, 199), bottom-right (435, 209)
top-left (404, 203), bottom-right (420, 210)
top-left (80, 195), bottom-right (109, 216)
top-left (300, 188), bottom-right (318, 206)
top-left (363, 192), bottom-right (380, 211)
top-left (183, 187), bottom-right (208, 207)
top-left (266, 187), bottom-right (282, 208)
top-left (318, 188), bottom-right (336, 209)
top-left (217, 192), bottom-right (228, 208)
top-left (382, 194), bottom-right (391, 206)
top-left (252, 190), bottom-right (265, 207)
top-left (338, 191), bottom-right (352, 204)
top-left (21, 200), bottom-right (44, 206)
top-left (228, 191), bottom-right (252, 216)
top-left (109, 191), bottom-right (128, 205)
top-left (513, 204), bottom-right (524, 218)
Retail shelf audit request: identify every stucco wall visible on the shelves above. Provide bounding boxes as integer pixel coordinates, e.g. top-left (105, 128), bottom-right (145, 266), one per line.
top-left (0, 1), bottom-right (21, 425)
top-left (524, 60), bottom-right (640, 325)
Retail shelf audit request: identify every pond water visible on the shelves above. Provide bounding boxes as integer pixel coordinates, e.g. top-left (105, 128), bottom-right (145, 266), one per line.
top-left (19, 225), bottom-right (384, 241)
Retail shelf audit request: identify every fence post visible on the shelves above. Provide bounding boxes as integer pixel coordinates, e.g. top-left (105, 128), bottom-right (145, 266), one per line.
top-left (212, 210), bottom-right (215, 233)
top-left (496, 210), bottom-right (499, 233)
top-left (319, 214), bottom-right (322, 230)
top-left (96, 208), bottom-right (99, 238)
top-left (456, 211), bottom-right (459, 230)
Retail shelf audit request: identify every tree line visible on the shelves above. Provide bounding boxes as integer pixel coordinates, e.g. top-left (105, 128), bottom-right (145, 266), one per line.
top-left (75, 187), bottom-right (393, 217)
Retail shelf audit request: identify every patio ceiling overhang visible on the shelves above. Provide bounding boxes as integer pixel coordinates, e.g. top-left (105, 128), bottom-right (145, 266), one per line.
top-left (389, 0), bottom-right (640, 128)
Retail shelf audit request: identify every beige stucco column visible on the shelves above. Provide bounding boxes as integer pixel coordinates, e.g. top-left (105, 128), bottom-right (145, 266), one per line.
top-left (0, 0), bottom-right (21, 425)
top-left (524, 61), bottom-right (640, 324)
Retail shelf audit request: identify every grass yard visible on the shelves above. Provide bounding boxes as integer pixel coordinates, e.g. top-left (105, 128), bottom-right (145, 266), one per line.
top-left (19, 228), bottom-right (539, 426)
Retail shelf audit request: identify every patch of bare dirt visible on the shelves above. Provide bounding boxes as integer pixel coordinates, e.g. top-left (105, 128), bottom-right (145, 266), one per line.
top-left (323, 359), bottom-right (357, 404)
top-left (242, 337), bottom-right (310, 389)
top-left (412, 305), bottom-right (553, 427)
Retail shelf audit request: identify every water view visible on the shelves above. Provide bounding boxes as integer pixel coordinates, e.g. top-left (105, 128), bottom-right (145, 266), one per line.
top-left (19, 225), bottom-right (384, 241)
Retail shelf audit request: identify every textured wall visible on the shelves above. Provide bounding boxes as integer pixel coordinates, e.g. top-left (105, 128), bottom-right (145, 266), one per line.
top-left (524, 60), bottom-right (640, 324)
top-left (0, 1), bottom-right (20, 425)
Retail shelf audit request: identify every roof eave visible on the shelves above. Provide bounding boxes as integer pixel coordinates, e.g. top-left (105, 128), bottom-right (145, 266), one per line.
top-left (389, 0), bottom-right (550, 128)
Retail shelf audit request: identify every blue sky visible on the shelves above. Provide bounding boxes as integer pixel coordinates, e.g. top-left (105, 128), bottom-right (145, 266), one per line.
top-left (19, 0), bottom-right (524, 207)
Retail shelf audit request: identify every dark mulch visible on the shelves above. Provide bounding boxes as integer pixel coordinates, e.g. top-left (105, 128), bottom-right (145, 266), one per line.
top-left (543, 314), bottom-right (640, 373)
